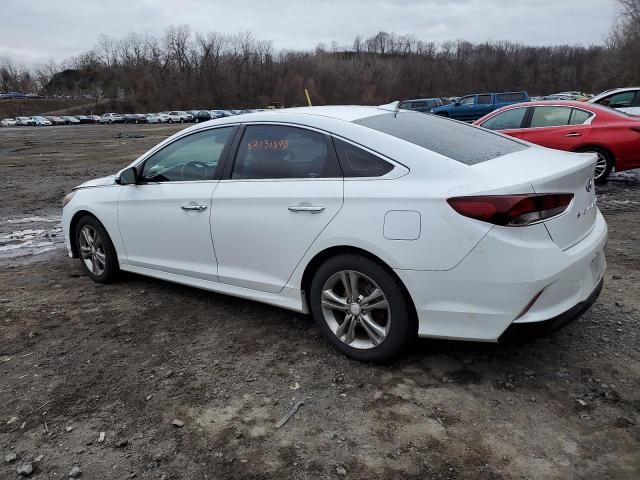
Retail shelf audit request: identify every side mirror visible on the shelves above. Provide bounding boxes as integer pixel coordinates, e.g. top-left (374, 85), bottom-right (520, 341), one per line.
top-left (115, 166), bottom-right (137, 185)
top-left (454, 101), bottom-right (461, 106)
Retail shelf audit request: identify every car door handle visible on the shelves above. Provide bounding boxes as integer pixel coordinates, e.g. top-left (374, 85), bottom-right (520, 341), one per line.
top-left (181, 204), bottom-right (208, 212)
top-left (565, 132), bottom-right (582, 137)
top-left (288, 205), bottom-right (325, 214)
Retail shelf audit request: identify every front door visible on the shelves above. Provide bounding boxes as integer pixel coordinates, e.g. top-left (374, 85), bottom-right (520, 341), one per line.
top-left (117, 126), bottom-right (236, 280)
top-left (212, 124), bottom-right (344, 293)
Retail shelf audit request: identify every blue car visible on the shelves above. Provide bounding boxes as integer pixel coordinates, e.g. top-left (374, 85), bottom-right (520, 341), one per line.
top-left (431, 91), bottom-right (529, 122)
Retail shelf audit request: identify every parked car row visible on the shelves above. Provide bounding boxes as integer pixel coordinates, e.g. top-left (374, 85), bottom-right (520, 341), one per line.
top-left (1, 109), bottom-right (268, 127)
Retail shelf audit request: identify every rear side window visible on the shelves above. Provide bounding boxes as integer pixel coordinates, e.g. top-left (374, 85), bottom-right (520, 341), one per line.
top-left (333, 138), bottom-right (393, 177)
top-left (232, 125), bottom-right (341, 179)
top-left (481, 107), bottom-right (528, 130)
top-left (633, 92), bottom-right (640, 107)
top-left (530, 106), bottom-right (572, 127)
top-left (354, 112), bottom-right (527, 165)
top-left (477, 94), bottom-right (492, 104)
top-left (568, 109), bottom-right (593, 125)
top-left (497, 92), bottom-right (526, 102)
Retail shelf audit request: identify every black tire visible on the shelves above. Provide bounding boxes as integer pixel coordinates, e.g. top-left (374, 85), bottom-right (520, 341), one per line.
top-left (310, 254), bottom-right (414, 362)
top-left (168, 119), bottom-right (174, 124)
top-left (576, 147), bottom-right (613, 184)
top-left (75, 215), bottom-right (119, 283)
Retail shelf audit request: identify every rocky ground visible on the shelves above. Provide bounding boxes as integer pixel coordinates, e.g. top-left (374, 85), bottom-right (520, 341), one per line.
top-left (0, 124), bottom-right (638, 479)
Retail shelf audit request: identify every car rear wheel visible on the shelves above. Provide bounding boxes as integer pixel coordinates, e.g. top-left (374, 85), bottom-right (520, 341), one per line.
top-left (75, 216), bottom-right (119, 283)
top-left (310, 254), bottom-right (414, 362)
top-left (577, 147), bottom-right (613, 184)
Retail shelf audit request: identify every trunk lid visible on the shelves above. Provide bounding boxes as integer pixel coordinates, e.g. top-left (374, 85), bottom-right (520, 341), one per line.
top-left (472, 147), bottom-right (597, 250)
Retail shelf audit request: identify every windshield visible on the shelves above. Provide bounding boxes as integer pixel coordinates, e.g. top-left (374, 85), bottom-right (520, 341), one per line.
top-left (354, 112), bottom-right (528, 165)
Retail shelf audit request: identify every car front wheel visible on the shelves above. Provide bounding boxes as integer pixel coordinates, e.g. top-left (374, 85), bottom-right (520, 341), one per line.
top-left (310, 254), bottom-right (414, 362)
top-left (75, 216), bottom-right (119, 283)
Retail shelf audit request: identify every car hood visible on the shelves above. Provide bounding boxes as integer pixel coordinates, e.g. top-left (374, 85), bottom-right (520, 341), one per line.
top-left (75, 175), bottom-right (116, 189)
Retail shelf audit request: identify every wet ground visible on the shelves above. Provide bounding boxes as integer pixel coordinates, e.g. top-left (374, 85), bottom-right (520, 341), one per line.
top-left (0, 125), bottom-right (639, 479)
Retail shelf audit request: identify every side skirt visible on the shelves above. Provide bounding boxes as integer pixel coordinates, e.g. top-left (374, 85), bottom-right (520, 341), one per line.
top-left (119, 263), bottom-right (307, 314)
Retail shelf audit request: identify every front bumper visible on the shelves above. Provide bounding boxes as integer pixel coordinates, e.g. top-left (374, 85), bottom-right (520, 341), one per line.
top-left (395, 210), bottom-right (608, 342)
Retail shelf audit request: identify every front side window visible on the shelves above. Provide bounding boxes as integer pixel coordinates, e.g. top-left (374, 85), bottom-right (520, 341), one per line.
top-left (600, 91), bottom-right (635, 108)
top-left (477, 94), bottom-right (492, 104)
top-left (333, 138), bottom-right (393, 177)
top-left (141, 127), bottom-right (235, 182)
top-left (231, 125), bottom-right (341, 179)
top-left (530, 106), bottom-right (572, 128)
top-left (459, 96), bottom-right (475, 105)
top-left (481, 107), bottom-right (528, 130)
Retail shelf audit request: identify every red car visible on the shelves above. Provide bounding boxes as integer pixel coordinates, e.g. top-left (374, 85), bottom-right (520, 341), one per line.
top-left (473, 100), bottom-right (640, 183)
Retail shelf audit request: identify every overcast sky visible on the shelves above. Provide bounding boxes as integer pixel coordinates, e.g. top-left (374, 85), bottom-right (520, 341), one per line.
top-left (0, 0), bottom-right (619, 65)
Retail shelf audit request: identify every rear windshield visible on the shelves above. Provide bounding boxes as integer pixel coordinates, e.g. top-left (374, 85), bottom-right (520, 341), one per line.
top-left (354, 112), bottom-right (528, 165)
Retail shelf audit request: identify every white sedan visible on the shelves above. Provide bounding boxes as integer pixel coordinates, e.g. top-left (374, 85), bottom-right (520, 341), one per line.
top-left (1, 118), bottom-right (17, 127)
top-left (32, 116), bottom-right (52, 126)
top-left (589, 87), bottom-right (640, 115)
top-left (62, 106), bottom-right (607, 361)
top-left (147, 113), bottom-right (171, 124)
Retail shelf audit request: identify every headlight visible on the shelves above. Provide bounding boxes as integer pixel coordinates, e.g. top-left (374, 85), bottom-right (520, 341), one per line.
top-left (62, 191), bottom-right (76, 207)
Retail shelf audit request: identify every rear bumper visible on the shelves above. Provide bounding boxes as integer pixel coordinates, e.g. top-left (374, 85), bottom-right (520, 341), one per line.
top-left (498, 277), bottom-right (603, 342)
top-left (395, 210), bottom-right (607, 342)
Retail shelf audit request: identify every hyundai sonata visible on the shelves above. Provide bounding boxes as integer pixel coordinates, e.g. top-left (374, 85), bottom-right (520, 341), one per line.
top-left (62, 106), bottom-right (607, 361)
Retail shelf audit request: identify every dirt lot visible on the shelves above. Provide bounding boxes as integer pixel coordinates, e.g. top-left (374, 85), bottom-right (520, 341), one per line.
top-left (1, 124), bottom-right (639, 479)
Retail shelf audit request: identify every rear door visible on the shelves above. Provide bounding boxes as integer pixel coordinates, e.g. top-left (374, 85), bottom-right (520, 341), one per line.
top-left (518, 106), bottom-right (593, 150)
top-left (211, 124), bottom-right (343, 293)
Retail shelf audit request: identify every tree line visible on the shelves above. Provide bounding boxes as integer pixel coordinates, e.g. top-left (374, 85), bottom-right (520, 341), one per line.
top-left (1, 0), bottom-right (638, 111)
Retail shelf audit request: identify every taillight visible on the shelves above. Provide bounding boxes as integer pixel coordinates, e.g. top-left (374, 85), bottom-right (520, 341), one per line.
top-left (447, 194), bottom-right (573, 226)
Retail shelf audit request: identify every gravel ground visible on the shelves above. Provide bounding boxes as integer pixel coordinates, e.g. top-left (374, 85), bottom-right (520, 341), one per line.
top-left (0, 124), bottom-right (638, 479)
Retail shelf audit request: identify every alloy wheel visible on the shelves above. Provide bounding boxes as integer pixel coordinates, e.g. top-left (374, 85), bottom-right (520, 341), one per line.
top-left (593, 152), bottom-right (608, 180)
top-left (320, 270), bottom-right (391, 349)
top-left (79, 225), bottom-right (106, 276)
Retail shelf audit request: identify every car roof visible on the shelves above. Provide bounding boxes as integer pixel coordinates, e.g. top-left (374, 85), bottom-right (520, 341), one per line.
top-left (228, 105), bottom-right (392, 123)
top-left (401, 98), bottom-right (441, 102)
